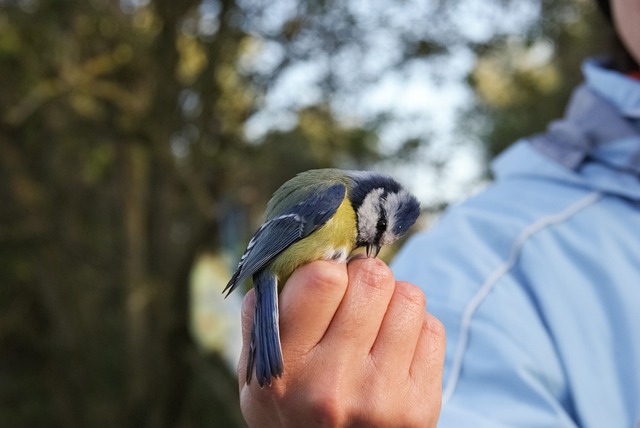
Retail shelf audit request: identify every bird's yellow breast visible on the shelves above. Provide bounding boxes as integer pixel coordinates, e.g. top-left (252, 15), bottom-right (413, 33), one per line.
top-left (271, 195), bottom-right (357, 285)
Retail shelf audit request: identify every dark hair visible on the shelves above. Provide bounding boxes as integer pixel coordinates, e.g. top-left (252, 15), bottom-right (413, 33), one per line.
top-left (594, 0), bottom-right (639, 72)
top-left (595, 0), bottom-right (612, 20)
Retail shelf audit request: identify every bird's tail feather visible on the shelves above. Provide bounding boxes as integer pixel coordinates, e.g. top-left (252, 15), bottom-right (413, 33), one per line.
top-left (247, 270), bottom-right (283, 387)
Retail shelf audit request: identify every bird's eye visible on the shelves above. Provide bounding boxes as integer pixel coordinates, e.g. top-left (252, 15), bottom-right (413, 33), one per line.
top-left (376, 217), bottom-right (387, 231)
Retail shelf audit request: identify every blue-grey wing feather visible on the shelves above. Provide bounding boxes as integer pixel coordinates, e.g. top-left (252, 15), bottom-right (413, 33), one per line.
top-left (224, 183), bottom-right (346, 296)
top-left (224, 214), bottom-right (304, 296)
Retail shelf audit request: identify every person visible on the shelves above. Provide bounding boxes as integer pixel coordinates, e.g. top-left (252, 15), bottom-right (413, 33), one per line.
top-left (237, 0), bottom-right (640, 425)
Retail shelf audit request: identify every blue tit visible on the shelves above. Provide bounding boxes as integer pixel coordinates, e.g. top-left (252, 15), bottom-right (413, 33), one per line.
top-left (223, 168), bottom-right (420, 387)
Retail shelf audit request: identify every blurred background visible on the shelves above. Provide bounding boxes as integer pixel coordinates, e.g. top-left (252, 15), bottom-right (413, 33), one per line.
top-left (0, 0), bottom-right (609, 426)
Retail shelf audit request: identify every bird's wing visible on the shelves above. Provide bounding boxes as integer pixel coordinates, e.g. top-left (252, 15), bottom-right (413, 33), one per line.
top-left (224, 183), bottom-right (346, 296)
top-left (264, 169), bottom-right (350, 220)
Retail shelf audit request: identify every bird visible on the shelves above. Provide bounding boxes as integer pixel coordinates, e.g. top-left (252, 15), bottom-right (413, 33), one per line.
top-left (223, 168), bottom-right (421, 387)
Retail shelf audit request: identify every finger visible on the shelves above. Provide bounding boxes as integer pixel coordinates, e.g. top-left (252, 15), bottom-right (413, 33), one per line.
top-left (410, 311), bottom-right (446, 391)
top-left (238, 289), bottom-right (256, 390)
top-left (370, 281), bottom-right (426, 374)
top-left (324, 257), bottom-right (395, 355)
top-left (278, 260), bottom-right (349, 353)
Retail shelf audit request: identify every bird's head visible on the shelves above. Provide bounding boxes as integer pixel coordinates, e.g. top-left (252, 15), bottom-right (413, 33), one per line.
top-left (348, 172), bottom-right (420, 258)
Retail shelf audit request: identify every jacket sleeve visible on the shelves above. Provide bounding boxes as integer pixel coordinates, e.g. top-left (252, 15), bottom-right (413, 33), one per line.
top-left (391, 202), bottom-right (579, 427)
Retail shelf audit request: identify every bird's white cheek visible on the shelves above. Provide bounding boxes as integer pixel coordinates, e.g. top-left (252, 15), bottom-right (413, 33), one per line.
top-left (380, 231), bottom-right (400, 246)
top-left (323, 247), bottom-right (349, 263)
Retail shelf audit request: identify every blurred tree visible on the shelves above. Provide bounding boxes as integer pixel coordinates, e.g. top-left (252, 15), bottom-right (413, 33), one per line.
top-left (0, 0), bottom-right (438, 427)
top-left (465, 0), bottom-right (611, 160)
top-left (0, 0), bottom-right (604, 426)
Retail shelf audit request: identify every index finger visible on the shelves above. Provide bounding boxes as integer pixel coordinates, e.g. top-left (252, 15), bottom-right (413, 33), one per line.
top-left (322, 258), bottom-right (395, 355)
top-left (278, 260), bottom-right (349, 356)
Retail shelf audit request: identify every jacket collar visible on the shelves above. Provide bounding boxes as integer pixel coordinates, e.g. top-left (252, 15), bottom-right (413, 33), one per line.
top-left (494, 59), bottom-right (640, 201)
top-left (527, 59), bottom-right (640, 173)
top-left (582, 58), bottom-right (640, 120)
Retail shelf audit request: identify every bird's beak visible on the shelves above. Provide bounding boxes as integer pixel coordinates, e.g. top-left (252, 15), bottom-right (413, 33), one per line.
top-left (366, 244), bottom-right (381, 258)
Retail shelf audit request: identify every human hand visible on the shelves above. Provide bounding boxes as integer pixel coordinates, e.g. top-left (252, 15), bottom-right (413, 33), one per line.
top-left (238, 257), bottom-right (446, 427)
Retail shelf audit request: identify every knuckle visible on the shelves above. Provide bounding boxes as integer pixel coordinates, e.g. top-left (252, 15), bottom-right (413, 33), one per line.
top-left (394, 281), bottom-right (426, 310)
top-left (307, 386), bottom-right (346, 427)
top-left (282, 261), bottom-right (348, 313)
top-left (350, 258), bottom-right (393, 291)
top-left (425, 313), bottom-right (446, 344)
top-left (299, 260), bottom-right (348, 292)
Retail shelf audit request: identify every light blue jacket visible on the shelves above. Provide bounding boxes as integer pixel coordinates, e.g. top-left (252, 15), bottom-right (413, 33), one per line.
top-left (392, 59), bottom-right (640, 427)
